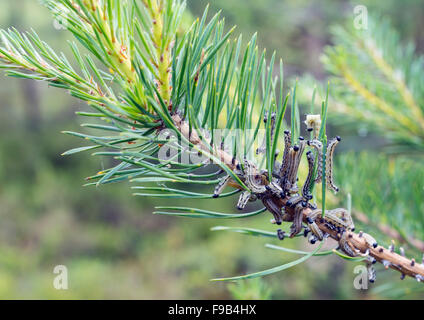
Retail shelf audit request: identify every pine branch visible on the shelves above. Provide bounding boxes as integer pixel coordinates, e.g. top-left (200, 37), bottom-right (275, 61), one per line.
top-left (0, 0), bottom-right (422, 286)
top-left (353, 210), bottom-right (424, 253)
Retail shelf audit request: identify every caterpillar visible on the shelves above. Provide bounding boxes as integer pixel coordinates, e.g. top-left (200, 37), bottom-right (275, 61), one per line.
top-left (308, 234), bottom-right (318, 244)
top-left (302, 150), bottom-right (315, 200)
top-left (306, 214), bottom-right (324, 241)
top-left (339, 231), bottom-right (358, 257)
top-left (290, 203), bottom-right (305, 238)
top-left (244, 159), bottom-right (267, 194)
top-left (325, 136), bottom-right (341, 193)
top-left (286, 138), bottom-right (307, 195)
top-left (277, 229), bottom-right (285, 240)
top-left (290, 138), bottom-right (307, 186)
top-left (213, 175), bottom-right (231, 198)
top-left (237, 190), bottom-right (252, 210)
top-left (286, 195), bottom-right (304, 208)
top-left (262, 197), bottom-right (283, 225)
top-left (326, 208), bottom-right (355, 231)
top-left (367, 264), bottom-right (376, 283)
top-left (307, 208), bottom-right (354, 231)
top-left (307, 139), bottom-right (323, 183)
top-left (279, 130), bottom-right (291, 186)
top-left (265, 180), bottom-right (284, 198)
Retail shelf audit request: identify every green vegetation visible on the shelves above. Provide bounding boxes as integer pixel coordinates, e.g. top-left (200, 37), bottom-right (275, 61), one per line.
top-left (0, 0), bottom-right (423, 299)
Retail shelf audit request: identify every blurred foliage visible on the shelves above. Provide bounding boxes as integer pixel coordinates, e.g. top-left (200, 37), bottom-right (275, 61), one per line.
top-left (0, 0), bottom-right (423, 300)
top-left (322, 15), bottom-right (424, 153)
top-left (337, 152), bottom-right (424, 243)
top-left (227, 278), bottom-right (272, 300)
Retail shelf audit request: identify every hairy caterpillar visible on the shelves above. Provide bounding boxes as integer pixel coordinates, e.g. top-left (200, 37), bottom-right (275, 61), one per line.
top-left (307, 139), bottom-right (323, 183)
top-left (325, 136), bottom-right (341, 193)
top-left (302, 150), bottom-right (315, 200)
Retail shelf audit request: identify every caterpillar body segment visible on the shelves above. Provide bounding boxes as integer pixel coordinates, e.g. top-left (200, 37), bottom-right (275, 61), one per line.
top-left (325, 136), bottom-right (341, 193)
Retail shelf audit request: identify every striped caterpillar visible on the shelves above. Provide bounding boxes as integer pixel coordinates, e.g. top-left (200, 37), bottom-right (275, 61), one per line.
top-left (286, 138), bottom-right (306, 195)
top-left (263, 197), bottom-right (284, 225)
top-left (290, 203), bottom-right (306, 238)
top-left (307, 139), bottom-right (323, 183)
top-left (306, 208), bottom-right (355, 243)
top-left (278, 130), bottom-right (291, 190)
top-left (302, 150), bottom-right (315, 200)
top-left (325, 136), bottom-right (341, 193)
top-left (209, 113), bottom-right (346, 245)
top-left (213, 175), bottom-right (231, 198)
top-left (244, 159), bottom-right (267, 194)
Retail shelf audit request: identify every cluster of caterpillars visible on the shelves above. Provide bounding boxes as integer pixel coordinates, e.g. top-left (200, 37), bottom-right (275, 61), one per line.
top-left (212, 114), bottom-right (382, 283)
top-left (213, 114), bottom-right (342, 237)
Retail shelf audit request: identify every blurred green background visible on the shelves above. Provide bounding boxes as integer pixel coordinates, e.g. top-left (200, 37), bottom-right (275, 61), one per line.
top-left (0, 0), bottom-right (423, 299)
